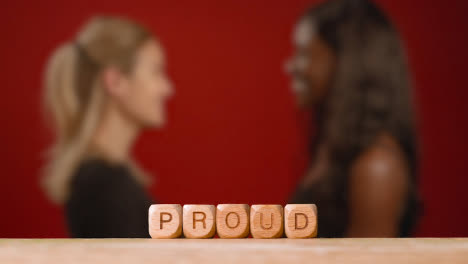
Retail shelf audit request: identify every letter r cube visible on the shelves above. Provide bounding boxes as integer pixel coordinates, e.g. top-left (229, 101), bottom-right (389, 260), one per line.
top-left (183, 205), bottom-right (216, 238)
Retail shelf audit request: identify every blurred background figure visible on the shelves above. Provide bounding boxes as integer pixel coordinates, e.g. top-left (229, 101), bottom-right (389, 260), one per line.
top-left (41, 16), bottom-right (173, 237)
top-left (287, 0), bottom-right (421, 237)
top-left (1, 0), bottom-right (468, 238)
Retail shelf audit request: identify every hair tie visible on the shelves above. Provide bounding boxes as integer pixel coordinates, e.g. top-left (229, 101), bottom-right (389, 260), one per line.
top-left (73, 41), bottom-right (99, 66)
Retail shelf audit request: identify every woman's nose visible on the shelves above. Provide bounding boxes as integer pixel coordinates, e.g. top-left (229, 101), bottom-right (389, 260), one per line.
top-left (165, 78), bottom-right (175, 98)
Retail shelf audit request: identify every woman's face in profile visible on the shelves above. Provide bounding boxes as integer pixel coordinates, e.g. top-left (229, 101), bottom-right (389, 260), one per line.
top-left (287, 19), bottom-right (336, 107)
top-left (113, 39), bottom-right (173, 128)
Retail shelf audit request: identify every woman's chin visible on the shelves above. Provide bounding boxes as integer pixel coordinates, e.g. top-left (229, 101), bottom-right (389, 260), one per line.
top-left (293, 90), bottom-right (312, 109)
top-left (138, 115), bottom-right (167, 129)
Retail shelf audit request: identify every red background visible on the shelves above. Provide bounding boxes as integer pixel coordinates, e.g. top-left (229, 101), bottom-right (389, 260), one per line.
top-left (1, 0), bottom-right (468, 238)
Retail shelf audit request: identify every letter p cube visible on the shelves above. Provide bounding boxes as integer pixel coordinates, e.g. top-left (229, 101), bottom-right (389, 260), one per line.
top-left (148, 204), bottom-right (182, 238)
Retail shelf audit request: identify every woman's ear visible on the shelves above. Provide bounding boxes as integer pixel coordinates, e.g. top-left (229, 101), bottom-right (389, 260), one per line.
top-left (101, 66), bottom-right (128, 99)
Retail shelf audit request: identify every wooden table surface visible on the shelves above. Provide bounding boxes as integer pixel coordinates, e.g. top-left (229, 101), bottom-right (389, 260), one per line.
top-left (1, 238), bottom-right (467, 263)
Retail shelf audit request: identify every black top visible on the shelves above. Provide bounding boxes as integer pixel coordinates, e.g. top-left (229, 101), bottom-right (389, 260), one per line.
top-left (290, 180), bottom-right (348, 238)
top-left (65, 159), bottom-right (153, 238)
top-left (290, 176), bottom-right (418, 238)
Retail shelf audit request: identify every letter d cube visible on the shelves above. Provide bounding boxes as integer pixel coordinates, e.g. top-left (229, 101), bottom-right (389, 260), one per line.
top-left (284, 204), bottom-right (317, 238)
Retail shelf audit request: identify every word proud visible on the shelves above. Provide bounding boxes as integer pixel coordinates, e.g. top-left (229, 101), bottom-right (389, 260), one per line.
top-left (148, 204), bottom-right (317, 239)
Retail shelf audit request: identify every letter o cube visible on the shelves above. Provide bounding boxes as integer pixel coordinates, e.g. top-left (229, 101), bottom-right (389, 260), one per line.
top-left (216, 204), bottom-right (250, 238)
top-left (148, 204), bottom-right (182, 238)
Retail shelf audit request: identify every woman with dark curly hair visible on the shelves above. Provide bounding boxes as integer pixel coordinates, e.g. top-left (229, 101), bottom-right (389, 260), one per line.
top-left (287, 0), bottom-right (421, 237)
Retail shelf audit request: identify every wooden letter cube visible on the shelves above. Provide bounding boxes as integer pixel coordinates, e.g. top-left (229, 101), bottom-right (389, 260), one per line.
top-left (183, 205), bottom-right (216, 238)
top-left (148, 204), bottom-right (182, 238)
top-left (216, 204), bottom-right (250, 238)
top-left (250, 205), bottom-right (284, 238)
top-left (284, 204), bottom-right (318, 238)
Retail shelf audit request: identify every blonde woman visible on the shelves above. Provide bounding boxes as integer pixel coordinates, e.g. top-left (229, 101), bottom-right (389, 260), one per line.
top-left (42, 16), bottom-right (173, 238)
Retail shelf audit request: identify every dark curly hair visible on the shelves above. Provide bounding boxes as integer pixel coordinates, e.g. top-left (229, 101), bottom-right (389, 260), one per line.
top-left (295, 0), bottom-right (422, 237)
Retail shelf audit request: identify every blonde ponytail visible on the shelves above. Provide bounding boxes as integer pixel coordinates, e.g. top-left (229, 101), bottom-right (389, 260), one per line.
top-left (43, 43), bottom-right (79, 144)
top-left (42, 16), bottom-right (151, 204)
